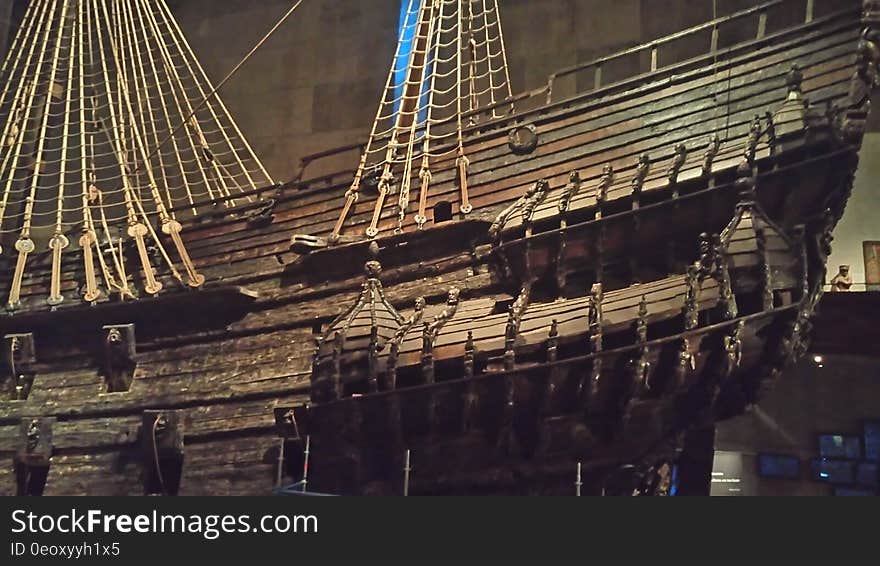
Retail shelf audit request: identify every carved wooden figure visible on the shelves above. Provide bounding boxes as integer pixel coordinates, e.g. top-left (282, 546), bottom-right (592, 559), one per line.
top-left (701, 135), bottom-right (721, 176)
top-left (462, 331), bottom-right (477, 432)
top-left (102, 324), bottom-right (136, 393)
top-left (596, 164), bottom-right (613, 209)
top-left (586, 283), bottom-right (605, 407)
top-left (632, 296), bottom-right (651, 396)
top-left (3, 333), bottom-right (35, 401)
top-left (14, 417), bottom-right (54, 496)
top-left (830, 265), bottom-right (854, 292)
top-left (667, 143), bottom-right (688, 185)
top-left (632, 153), bottom-right (650, 195)
top-left (744, 115), bottom-right (763, 164)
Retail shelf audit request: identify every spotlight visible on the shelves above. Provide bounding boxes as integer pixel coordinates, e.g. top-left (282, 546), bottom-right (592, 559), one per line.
top-left (813, 355), bottom-right (823, 364)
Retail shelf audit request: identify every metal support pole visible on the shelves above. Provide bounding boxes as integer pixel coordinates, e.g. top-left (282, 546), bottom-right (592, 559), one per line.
top-left (576, 462), bottom-right (582, 496)
top-left (275, 437), bottom-right (285, 487)
top-left (301, 435), bottom-right (310, 493)
top-left (403, 449), bottom-right (412, 496)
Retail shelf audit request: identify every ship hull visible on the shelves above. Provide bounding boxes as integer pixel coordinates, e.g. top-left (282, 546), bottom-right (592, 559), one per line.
top-left (0, 1), bottom-right (874, 496)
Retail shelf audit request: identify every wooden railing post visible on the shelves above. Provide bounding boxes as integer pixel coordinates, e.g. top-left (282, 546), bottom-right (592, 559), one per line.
top-left (757, 9), bottom-right (768, 39)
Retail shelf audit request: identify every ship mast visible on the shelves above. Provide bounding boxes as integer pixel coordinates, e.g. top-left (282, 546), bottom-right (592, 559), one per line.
top-left (332, 0), bottom-right (513, 241)
top-left (0, 0), bottom-right (274, 309)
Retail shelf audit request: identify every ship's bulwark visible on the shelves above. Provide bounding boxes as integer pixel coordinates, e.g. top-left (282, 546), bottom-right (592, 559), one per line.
top-left (0, 1), bottom-right (876, 495)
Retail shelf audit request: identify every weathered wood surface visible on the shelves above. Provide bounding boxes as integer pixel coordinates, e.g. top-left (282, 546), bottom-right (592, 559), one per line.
top-left (299, 303), bottom-right (796, 494)
top-left (0, 7), bottom-right (867, 495)
top-left (498, 148), bottom-right (840, 291)
top-left (389, 274), bottom-right (720, 365)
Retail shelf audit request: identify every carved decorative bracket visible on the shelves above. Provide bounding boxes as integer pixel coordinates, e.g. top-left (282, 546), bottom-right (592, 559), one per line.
top-left (586, 283), bottom-right (604, 405)
top-left (744, 114), bottom-right (763, 164)
top-left (631, 153), bottom-right (651, 198)
top-left (546, 319), bottom-right (559, 363)
top-left (489, 179), bottom-right (549, 241)
top-left (15, 417), bottom-right (54, 496)
top-left (631, 296), bottom-right (651, 397)
top-left (461, 331), bottom-right (478, 432)
top-left (558, 171), bottom-right (581, 215)
top-left (503, 285), bottom-right (531, 371)
top-left (701, 135), bottom-right (721, 176)
top-left (667, 143), bottom-right (688, 185)
top-left (102, 324), bottom-right (136, 393)
top-left (420, 323), bottom-right (435, 384)
top-left (596, 164), bottom-right (614, 207)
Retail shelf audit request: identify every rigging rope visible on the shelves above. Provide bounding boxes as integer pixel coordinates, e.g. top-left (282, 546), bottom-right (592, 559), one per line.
top-left (332, 0), bottom-right (514, 241)
top-left (0, 0), bottom-right (277, 309)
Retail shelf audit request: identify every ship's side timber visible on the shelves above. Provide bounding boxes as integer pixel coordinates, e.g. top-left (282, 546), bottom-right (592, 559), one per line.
top-left (0, 1), bottom-right (873, 496)
top-left (0, 250), bottom-right (489, 495)
top-left (281, 156), bottom-right (847, 495)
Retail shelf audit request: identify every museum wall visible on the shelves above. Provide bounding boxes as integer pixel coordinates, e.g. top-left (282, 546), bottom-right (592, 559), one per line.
top-left (713, 355), bottom-right (880, 495)
top-left (163, 0), bottom-right (851, 180)
top-left (0, 0), bottom-right (14, 59)
top-left (828, 131), bottom-right (880, 291)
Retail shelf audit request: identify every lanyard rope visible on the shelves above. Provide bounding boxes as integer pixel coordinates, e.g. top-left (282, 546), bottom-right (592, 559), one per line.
top-left (0, 0), bottom-right (282, 308)
top-left (332, 0), bottom-right (514, 240)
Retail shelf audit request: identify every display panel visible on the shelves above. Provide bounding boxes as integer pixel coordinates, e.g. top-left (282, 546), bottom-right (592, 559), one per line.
top-left (863, 422), bottom-right (880, 462)
top-left (834, 487), bottom-right (874, 496)
top-left (818, 435), bottom-right (861, 460)
top-left (810, 459), bottom-right (856, 484)
top-left (757, 454), bottom-right (801, 479)
top-left (855, 462), bottom-right (878, 489)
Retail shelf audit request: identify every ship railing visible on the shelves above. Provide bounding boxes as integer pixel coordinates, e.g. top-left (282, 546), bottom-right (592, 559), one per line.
top-left (305, 304), bottom-right (803, 417)
top-left (294, 0), bottom-right (855, 190)
top-left (543, 0), bottom-right (813, 105)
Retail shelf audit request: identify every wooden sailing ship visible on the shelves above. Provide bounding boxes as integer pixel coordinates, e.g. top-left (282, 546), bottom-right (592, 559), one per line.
top-left (0, 0), bottom-right (877, 495)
